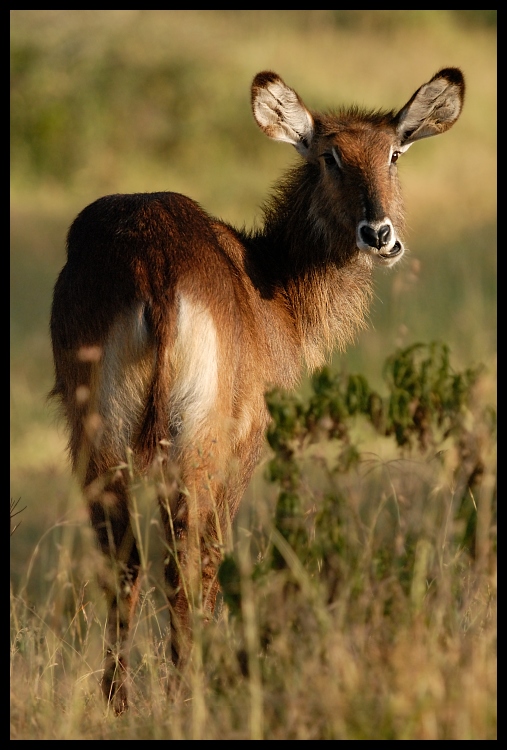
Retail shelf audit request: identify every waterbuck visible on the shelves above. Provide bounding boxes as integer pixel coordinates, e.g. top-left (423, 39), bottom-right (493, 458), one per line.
top-left (50, 67), bottom-right (465, 712)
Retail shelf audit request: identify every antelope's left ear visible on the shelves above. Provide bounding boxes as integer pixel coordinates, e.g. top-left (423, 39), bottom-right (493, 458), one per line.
top-left (395, 67), bottom-right (465, 147)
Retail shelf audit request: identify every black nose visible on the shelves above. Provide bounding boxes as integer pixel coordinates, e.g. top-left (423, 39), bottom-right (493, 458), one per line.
top-left (360, 223), bottom-right (391, 249)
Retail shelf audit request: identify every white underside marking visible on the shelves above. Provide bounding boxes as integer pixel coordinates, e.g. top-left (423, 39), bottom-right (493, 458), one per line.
top-left (98, 303), bottom-right (153, 455)
top-left (96, 297), bottom-right (219, 458)
top-left (170, 294), bottom-right (218, 442)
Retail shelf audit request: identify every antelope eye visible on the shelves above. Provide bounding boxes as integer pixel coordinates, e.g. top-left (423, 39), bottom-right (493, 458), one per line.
top-left (391, 150), bottom-right (402, 164)
top-left (323, 153), bottom-right (337, 168)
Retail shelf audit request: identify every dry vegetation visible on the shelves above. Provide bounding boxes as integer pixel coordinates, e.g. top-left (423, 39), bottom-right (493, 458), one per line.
top-left (10, 10), bottom-right (496, 740)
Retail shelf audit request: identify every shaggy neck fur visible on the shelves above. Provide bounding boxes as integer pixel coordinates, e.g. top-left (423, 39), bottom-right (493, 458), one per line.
top-left (247, 163), bottom-right (374, 372)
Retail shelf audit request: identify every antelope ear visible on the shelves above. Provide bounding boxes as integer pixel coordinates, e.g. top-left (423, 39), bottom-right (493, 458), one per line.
top-left (251, 71), bottom-right (314, 156)
top-left (395, 67), bottom-right (465, 146)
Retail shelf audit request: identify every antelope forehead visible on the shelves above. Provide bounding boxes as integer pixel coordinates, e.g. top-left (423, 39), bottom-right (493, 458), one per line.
top-left (331, 128), bottom-right (394, 165)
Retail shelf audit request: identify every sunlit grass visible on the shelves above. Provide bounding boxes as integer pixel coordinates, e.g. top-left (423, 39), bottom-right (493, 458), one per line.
top-left (10, 431), bottom-right (496, 739)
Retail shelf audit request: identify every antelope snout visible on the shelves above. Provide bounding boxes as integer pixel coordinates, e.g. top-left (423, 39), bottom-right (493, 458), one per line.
top-left (356, 219), bottom-right (405, 267)
top-left (360, 222), bottom-right (391, 249)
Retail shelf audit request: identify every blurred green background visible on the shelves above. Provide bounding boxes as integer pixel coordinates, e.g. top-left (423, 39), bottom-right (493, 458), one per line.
top-left (10, 11), bottom-right (496, 588)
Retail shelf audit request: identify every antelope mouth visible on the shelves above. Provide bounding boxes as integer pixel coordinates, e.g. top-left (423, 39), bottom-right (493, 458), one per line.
top-left (377, 241), bottom-right (404, 266)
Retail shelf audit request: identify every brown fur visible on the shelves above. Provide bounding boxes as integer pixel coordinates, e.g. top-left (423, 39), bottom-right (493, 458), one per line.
top-left (50, 67), bottom-right (464, 712)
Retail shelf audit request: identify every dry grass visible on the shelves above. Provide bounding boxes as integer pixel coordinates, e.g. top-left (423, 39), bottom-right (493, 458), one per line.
top-left (10, 428), bottom-right (496, 739)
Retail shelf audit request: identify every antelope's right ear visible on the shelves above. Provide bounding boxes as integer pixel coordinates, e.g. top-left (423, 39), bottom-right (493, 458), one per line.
top-left (395, 67), bottom-right (465, 147)
top-left (251, 71), bottom-right (315, 156)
